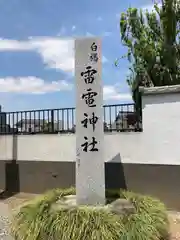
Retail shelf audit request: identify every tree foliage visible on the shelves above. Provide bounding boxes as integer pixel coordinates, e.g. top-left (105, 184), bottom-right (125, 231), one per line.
top-left (118, 0), bottom-right (180, 106)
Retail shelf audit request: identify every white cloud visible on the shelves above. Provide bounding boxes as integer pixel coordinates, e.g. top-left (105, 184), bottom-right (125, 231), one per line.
top-left (0, 37), bottom-right (108, 73)
top-left (103, 85), bottom-right (132, 101)
top-left (31, 37), bottom-right (74, 72)
top-left (0, 75), bottom-right (132, 100)
top-left (71, 25), bottom-right (76, 31)
top-left (0, 76), bottom-right (72, 94)
top-left (0, 38), bottom-right (32, 51)
top-left (0, 77), bottom-right (132, 100)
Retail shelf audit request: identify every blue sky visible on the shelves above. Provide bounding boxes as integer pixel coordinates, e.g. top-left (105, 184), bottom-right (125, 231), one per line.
top-left (0, 0), bottom-right (153, 112)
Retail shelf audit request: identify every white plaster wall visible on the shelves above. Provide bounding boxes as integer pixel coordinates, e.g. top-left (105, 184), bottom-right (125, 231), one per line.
top-left (0, 92), bottom-right (180, 165)
top-left (142, 93), bottom-right (180, 165)
top-left (0, 133), bottom-right (145, 163)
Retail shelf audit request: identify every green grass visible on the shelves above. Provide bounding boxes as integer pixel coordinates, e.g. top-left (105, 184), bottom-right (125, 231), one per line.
top-left (12, 188), bottom-right (169, 240)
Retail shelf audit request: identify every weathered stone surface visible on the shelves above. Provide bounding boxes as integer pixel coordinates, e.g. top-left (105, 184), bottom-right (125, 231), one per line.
top-left (51, 195), bottom-right (107, 212)
top-left (62, 195), bottom-right (77, 206)
top-left (50, 200), bottom-right (72, 212)
top-left (51, 195), bottom-right (135, 216)
top-left (109, 198), bottom-right (135, 215)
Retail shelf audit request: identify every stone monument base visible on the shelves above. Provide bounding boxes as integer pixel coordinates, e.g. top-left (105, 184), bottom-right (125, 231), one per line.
top-left (50, 194), bottom-right (135, 216)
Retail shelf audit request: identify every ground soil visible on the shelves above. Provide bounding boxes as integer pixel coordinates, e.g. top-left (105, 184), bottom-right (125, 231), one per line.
top-left (168, 212), bottom-right (180, 240)
top-left (0, 192), bottom-right (179, 239)
top-left (1, 192), bottom-right (38, 210)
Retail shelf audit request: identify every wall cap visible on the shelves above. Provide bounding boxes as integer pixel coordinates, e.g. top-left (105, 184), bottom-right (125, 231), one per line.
top-left (140, 85), bottom-right (180, 95)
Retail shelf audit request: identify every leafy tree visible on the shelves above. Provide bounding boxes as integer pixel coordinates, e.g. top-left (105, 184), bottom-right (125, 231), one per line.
top-left (117, 0), bottom-right (180, 109)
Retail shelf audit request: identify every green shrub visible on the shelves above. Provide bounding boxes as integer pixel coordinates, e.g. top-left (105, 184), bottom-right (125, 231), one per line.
top-left (119, 190), bottom-right (169, 239)
top-left (12, 188), bottom-right (169, 240)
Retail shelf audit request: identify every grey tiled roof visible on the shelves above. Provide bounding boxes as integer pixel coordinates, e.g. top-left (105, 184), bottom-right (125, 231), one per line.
top-left (140, 85), bottom-right (180, 95)
top-left (16, 119), bottom-right (45, 126)
top-left (16, 119), bottom-right (63, 127)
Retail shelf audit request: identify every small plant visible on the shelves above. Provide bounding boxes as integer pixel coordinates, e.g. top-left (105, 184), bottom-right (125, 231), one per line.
top-left (12, 188), bottom-right (169, 240)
